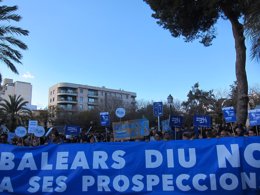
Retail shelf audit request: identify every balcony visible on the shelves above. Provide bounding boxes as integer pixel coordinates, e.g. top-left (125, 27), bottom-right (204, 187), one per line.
top-left (88, 101), bottom-right (98, 105)
top-left (57, 105), bottom-right (78, 111)
top-left (57, 90), bottom-right (77, 96)
top-left (57, 98), bottom-right (77, 104)
top-left (88, 90), bottom-right (98, 97)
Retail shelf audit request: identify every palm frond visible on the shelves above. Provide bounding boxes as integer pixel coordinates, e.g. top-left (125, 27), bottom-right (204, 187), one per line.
top-left (1, 49), bottom-right (22, 63)
top-left (0, 56), bottom-right (18, 73)
top-left (4, 36), bottom-right (28, 49)
top-left (0, 5), bottom-right (20, 22)
top-left (0, 43), bottom-right (22, 58)
top-left (0, 26), bottom-right (29, 36)
top-left (245, 0), bottom-right (260, 61)
top-left (0, 2), bottom-right (29, 78)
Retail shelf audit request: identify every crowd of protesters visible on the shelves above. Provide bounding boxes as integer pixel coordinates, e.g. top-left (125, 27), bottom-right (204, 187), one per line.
top-left (0, 123), bottom-right (258, 146)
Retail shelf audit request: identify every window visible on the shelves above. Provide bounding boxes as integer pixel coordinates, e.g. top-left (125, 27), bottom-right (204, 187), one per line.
top-left (79, 104), bottom-right (83, 110)
top-left (80, 88), bottom-right (83, 93)
top-left (88, 90), bottom-right (98, 96)
top-left (88, 98), bottom-right (95, 103)
top-left (88, 105), bottom-right (95, 110)
top-left (67, 104), bottom-right (72, 110)
top-left (79, 97), bottom-right (83, 103)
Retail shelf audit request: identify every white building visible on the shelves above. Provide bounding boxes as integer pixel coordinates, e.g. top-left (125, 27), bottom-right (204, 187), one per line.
top-left (0, 78), bottom-right (37, 110)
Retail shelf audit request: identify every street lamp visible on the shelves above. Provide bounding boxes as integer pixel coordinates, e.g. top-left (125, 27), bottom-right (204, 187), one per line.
top-left (167, 94), bottom-right (173, 114)
top-left (167, 94), bottom-right (176, 139)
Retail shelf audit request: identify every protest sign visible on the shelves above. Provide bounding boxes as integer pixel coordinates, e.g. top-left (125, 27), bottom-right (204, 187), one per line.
top-left (222, 107), bottom-right (237, 123)
top-left (170, 115), bottom-right (183, 128)
top-left (15, 126), bottom-right (27, 138)
top-left (248, 109), bottom-right (260, 126)
top-left (161, 119), bottom-right (171, 132)
top-left (28, 120), bottom-right (38, 134)
top-left (34, 126), bottom-right (45, 137)
top-left (100, 112), bottom-right (110, 127)
top-left (64, 125), bottom-right (81, 135)
top-left (112, 119), bottom-right (149, 140)
top-left (193, 115), bottom-right (211, 127)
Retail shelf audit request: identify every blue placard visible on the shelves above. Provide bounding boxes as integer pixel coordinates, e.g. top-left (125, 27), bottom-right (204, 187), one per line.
top-left (193, 115), bottom-right (211, 127)
top-left (248, 109), bottom-right (260, 126)
top-left (222, 107), bottom-right (237, 123)
top-left (170, 115), bottom-right (183, 127)
top-left (112, 119), bottom-right (149, 140)
top-left (161, 119), bottom-right (171, 132)
top-left (0, 137), bottom-right (259, 195)
top-left (153, 102), bottom-right (163, 117)
top-left (100, 112), bottom-right (110, 127)
top-left (64, 125), bottom-right (81, 135)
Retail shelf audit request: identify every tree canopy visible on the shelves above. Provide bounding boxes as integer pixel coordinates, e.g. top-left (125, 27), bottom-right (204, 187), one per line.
top-left (144, 0), bottom-right (260, 125)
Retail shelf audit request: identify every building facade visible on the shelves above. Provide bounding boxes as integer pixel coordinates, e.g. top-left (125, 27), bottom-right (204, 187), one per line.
top-left (48, 82), bottom-right (136, 112)
top-left (0, 78), bottom-right (35, 109)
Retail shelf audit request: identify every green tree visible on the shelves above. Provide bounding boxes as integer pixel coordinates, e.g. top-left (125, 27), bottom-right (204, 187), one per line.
top-left (228, 81), bottom-right (238, 107)
top-left (144, 0), bottom-right (260, 125)
top-left (32, 109), bottom-right (48, 128)
top-left (0, 94), bottom-right (31, 131)
top-left (248, 85), bottom-right (260, 108)
top-left (0, 1), bottom-right (29, 83)
top-left (182, 83), bottom-right (217, 127)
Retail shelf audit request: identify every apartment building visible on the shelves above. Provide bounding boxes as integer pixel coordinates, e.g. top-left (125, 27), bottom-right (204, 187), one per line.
top-left (0, 78), bottom-right (36, 110)
top-left (48, 82), bottom-right (136, 112)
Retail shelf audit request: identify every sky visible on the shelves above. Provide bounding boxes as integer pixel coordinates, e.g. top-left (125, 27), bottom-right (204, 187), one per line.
top-left (2, 0), bottom-right (260, 109)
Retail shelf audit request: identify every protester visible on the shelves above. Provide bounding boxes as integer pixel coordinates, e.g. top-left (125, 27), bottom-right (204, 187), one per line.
top-left (248, 128), bottom-right (257, 136)
top-left (0, 133), bottom-right (8, 144)
top-left (219, 130), bottom-right (231, 137)
top-left (1, 122), bottom-right (259, 147)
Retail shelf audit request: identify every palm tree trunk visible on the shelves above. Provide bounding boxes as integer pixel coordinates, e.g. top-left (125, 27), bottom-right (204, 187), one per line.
top-left (229, 19), bottom-right (249, 125)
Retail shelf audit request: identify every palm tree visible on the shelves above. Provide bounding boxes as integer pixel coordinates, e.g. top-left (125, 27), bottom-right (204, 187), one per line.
top-left (0, 1), bottom-right (29, 83)
top-left (0, 94), bottom-right (31, 131)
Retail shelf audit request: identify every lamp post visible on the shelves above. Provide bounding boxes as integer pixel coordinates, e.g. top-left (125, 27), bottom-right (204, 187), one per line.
top-left (167, 94), bottom-right (173, 116)
top-left (167, 94), bottom-right (175, 139)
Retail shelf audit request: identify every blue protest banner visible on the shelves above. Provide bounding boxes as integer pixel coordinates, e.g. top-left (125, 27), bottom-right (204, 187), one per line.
top-left (100, 112), bottom-right (110, 127)
top-left (193, 115), bottom-right (211, 127)
top-left (112, 119), bottom-right (149, 140)
top-left (222, 107), bottom-right (237, 123)
top-left (64, 125), bottom-right (81, 135)
top-left (170, 115), bottom-right (183, 127)
top-left (153, 102), bottom-right (163, 117)
top-left (248, 109), bottom-right (260, 126)
top-left (0, 137), bottom-right (259, 195)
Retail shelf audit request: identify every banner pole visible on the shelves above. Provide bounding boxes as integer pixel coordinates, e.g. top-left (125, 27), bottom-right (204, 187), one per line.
top-left (85, 126), bottom-right (92, 136)
top-left (105, 127), bottom-right (108, 142)
top-left (174, 127), bottom-right (176, 140)
top-left (256, 126), bottom-right (259, 136)
top-left (231, 123), bottom-right (235, 135)
top-left (158, 116), bottom-right (160, 131)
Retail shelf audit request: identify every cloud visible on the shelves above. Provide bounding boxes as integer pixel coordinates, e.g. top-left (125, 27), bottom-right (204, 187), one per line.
top-left (22, 72), bottom-right (35, 79)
